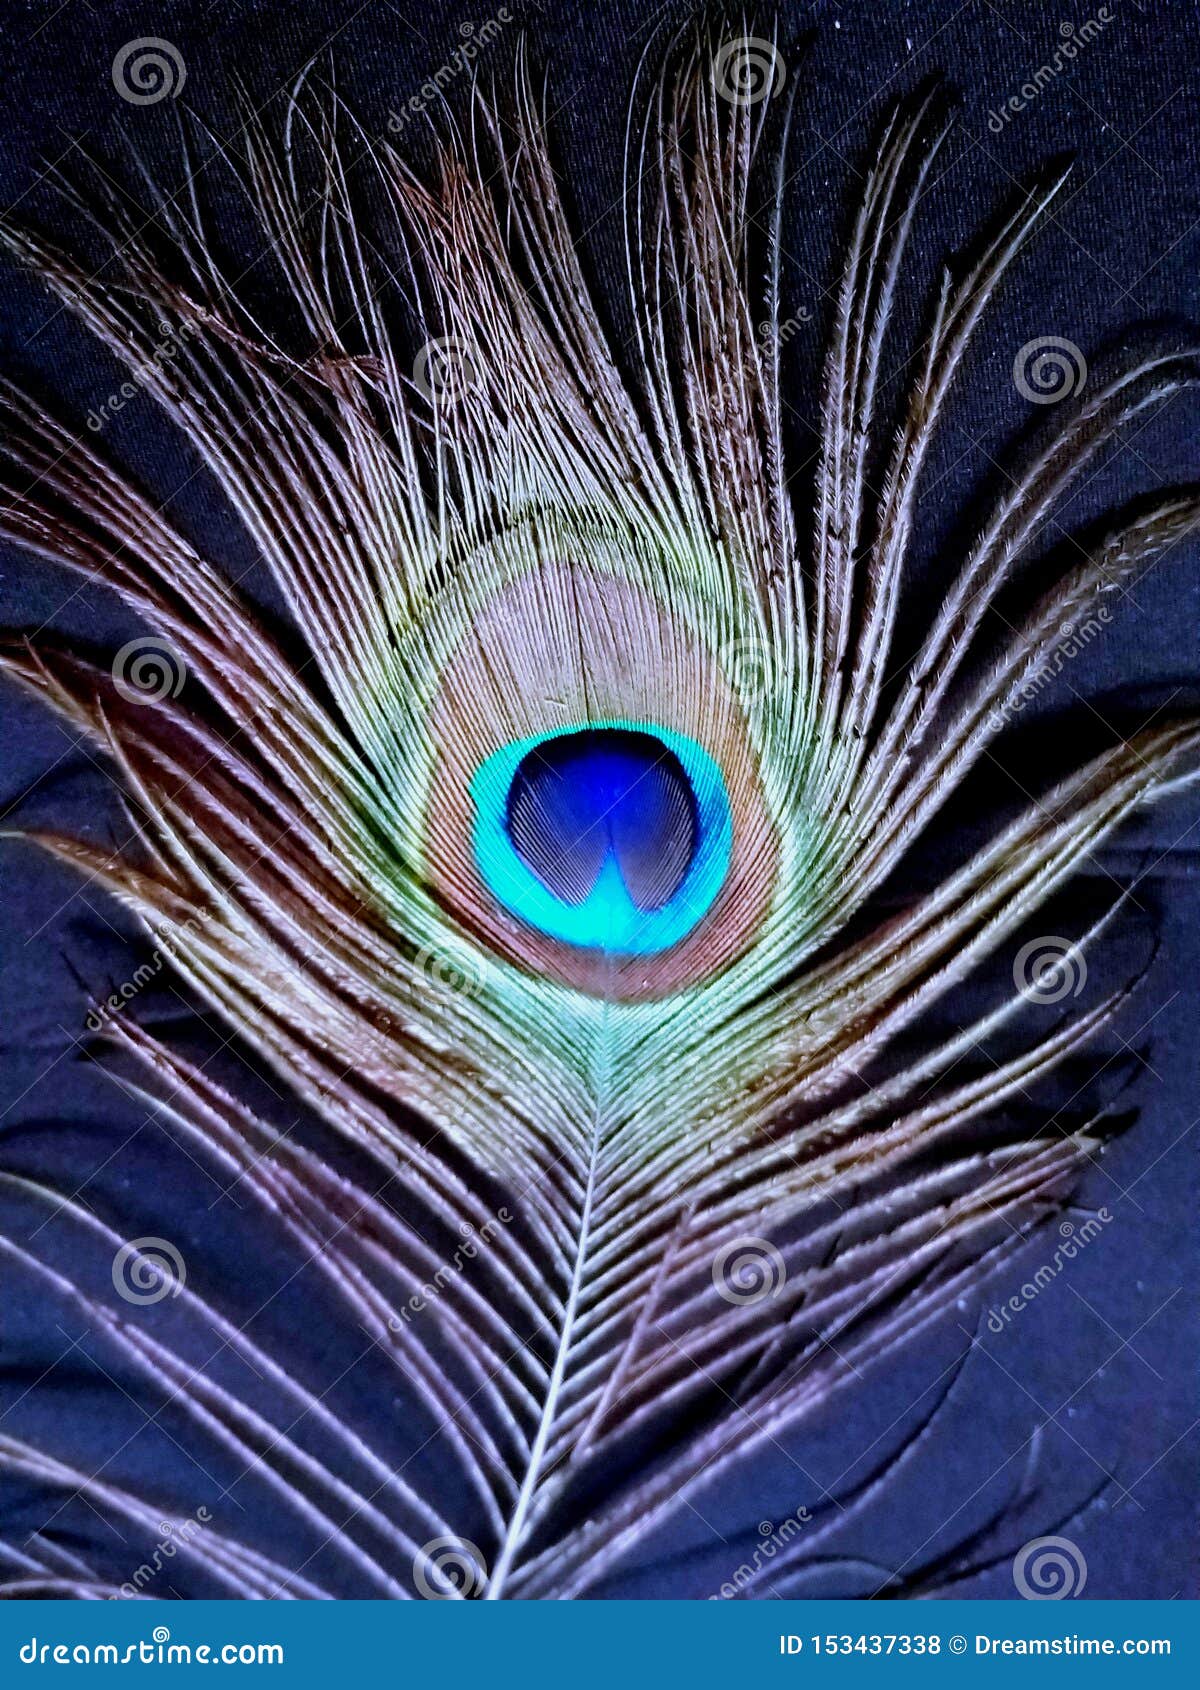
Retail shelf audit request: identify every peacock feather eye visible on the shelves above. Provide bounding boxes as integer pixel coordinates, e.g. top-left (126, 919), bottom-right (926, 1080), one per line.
top-left (471, 723), bottom-right (732, 954)
top-left (420, 555), bottom-right (779, 1000)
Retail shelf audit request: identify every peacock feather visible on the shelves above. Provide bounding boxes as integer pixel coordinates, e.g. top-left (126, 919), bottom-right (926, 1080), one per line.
top-left (0, 26), bottom-right (1196, 1599)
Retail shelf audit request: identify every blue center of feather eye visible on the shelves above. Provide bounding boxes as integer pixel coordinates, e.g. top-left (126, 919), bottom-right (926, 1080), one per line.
top-left (470, 723), bottom-right (732, 955)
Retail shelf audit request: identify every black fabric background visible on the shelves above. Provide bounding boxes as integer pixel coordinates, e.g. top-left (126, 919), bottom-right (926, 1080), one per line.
top-left (1, 0), bottom-right (1198, 1599)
